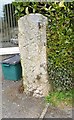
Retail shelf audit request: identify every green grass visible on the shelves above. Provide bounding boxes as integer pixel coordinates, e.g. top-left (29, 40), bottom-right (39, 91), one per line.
top-left (45, 89), bottom-right (73, 108)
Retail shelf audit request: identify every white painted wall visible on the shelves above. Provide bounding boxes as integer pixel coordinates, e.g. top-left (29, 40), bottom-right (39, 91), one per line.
top-left (0, 47), bottom-right (19, 55)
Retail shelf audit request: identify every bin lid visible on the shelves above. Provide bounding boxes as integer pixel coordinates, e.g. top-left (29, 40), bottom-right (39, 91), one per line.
top-left (2, 54), bottom-right (21, 65)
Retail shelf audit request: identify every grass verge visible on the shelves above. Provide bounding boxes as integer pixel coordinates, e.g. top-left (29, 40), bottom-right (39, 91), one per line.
top-left (45, 89), bottom-right (73, 109)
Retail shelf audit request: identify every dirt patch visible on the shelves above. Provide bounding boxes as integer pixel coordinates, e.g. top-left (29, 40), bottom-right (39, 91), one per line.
top-left (4, 86), bottom-right (19, 102)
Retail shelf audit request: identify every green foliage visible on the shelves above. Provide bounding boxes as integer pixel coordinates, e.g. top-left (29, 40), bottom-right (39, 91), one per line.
top-left (46, 2), bottom-right (73, 91)
top-left (12, 1), bottom-right (73, 91)
top-left (45, 89), bottom-right (73, 106)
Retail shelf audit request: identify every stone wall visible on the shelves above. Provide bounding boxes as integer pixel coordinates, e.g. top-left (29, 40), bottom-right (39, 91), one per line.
top-left (18, 13), bottom-right (51, 97)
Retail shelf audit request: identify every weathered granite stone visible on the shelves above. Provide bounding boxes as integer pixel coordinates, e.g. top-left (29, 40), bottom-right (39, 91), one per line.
top-left (18, 13), bottom-right (51, 97)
